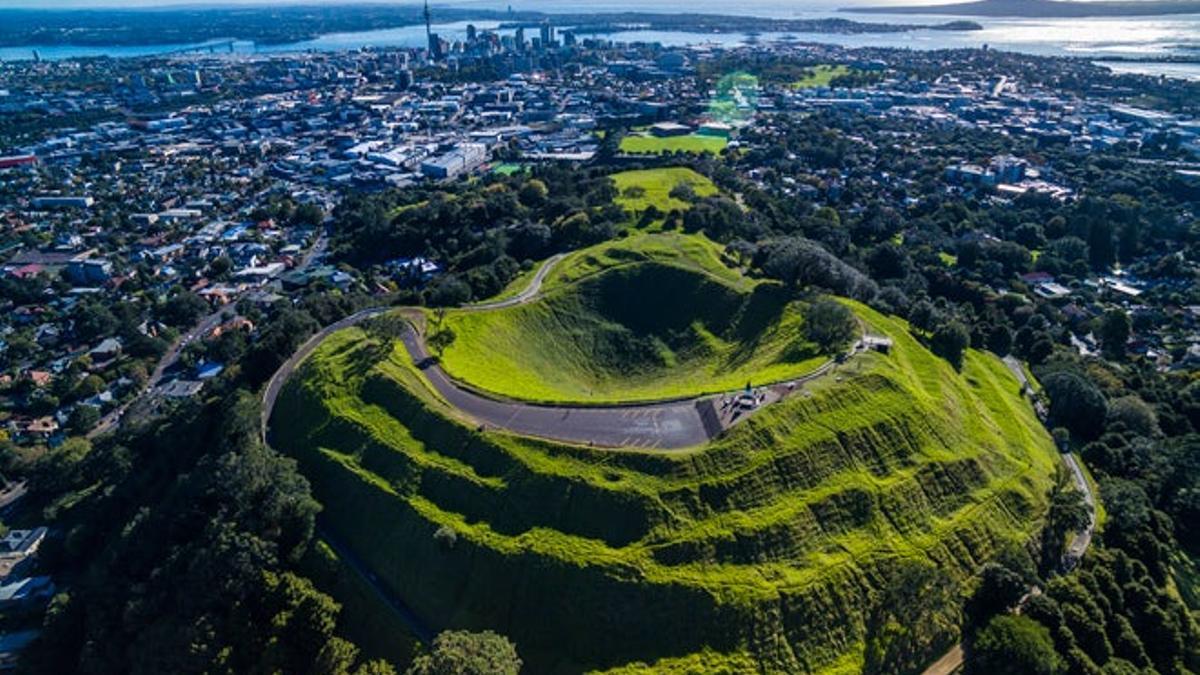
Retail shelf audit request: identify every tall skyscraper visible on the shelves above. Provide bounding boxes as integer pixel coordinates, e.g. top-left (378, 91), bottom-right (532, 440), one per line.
top-left (424, 0), bottom-right (441, 59)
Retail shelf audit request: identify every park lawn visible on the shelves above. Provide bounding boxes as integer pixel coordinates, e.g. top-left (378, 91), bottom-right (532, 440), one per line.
top-left (791, 64), bottom-right (853, 89)
top-left (619, 133), bottom-right (728, 156)
top-left (491, 162), bottom-right (526, 175)
top-left (611, 167), bottom-right (718, 213)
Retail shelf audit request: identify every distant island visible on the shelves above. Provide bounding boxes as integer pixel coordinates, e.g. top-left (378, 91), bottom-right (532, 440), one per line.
top-left (844, 0), bottom-right (1200, 17)
top-left (0, 5), bottom-right (981, 49)
top-left (503, 13), bottom-right (981, 36)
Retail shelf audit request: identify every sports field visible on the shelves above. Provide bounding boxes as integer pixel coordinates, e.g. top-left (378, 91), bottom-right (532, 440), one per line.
top-left (619, 132), bottom-right (727, 155)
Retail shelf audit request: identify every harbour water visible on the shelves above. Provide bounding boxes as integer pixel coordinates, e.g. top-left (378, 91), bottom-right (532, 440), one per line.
top-left (0, 2), bottom-right (1197, 80)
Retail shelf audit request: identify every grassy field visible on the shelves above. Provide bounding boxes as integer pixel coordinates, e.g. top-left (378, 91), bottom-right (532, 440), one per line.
top-left (791, 64), bottom-right (853, 89)
top-left (610, 167), bottom-right (718, 214)
top-left (272, 231), bottom-right (1062, 673)
top-left (437, 232), bottom-right (825, 404)
top-left (491, 162), bottom-right (526, 175)
top-left (619, 133), bottom-right (728, 155)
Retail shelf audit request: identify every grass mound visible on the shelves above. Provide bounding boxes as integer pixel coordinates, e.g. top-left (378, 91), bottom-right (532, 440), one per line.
top-left (272, 289), bottom-right (1061, 672)
top-left (437, 233), bottom-right (826, 404)
top-left (610, 167), bottom-right (717, 213)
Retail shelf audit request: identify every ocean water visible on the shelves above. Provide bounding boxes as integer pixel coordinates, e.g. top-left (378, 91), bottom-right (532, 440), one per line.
top-left (0, 1), bottom-right (1196, 80)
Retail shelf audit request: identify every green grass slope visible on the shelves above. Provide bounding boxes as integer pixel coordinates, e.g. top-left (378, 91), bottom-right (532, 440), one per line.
top-left (611, 167), bottom-right (718, 213)
top-left (437, 233), bottom-right (826, 404)
top-left (272, 292), bottom-right (1061, 673)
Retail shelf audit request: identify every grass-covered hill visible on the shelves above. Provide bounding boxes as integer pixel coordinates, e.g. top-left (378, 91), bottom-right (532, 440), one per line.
top-left (270, 234), bottom-right (1062, 673)
top-left (610, 167), bottom-right (718, 213)
top-left (437, 233), bottom-right (827, 404)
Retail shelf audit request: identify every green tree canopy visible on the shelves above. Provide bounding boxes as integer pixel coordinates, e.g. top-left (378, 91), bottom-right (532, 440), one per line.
top-left (1043, 371), bottom-right (1108, 440)
top-left (407, 630), bottom-right (522, 675)
top-left (804, 298), bottom-right (857, 354)
top-left (1097, 309), bottom-right (1131, 360)
top-left (968, 615), bottom-right (1062, 675)
top-left (931, 321), bottom-right (970, 370)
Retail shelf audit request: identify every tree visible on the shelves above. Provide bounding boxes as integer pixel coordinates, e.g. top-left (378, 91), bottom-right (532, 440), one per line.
top-left (968, 615), bottom-right (1062, 675)
top-left (908, 299), bottom-right (937, 334)
top-left (427, 326), bottom-right (456, 358)
top-left (862, 561), bottom-right (960, 675)
top-left (517, 179), bottom-right (548, 207)
top-left (755, 237), bottom-right (877, 301)
top-left (292, 202), bottom-right (325, 227)
top-left (407, 630), bottom-right (522, 675)
top-left (356, 661), bottom-right (399, 675)
top-left (209, 256), bottom-right (233, 279)
top-left (1106, 396), bottom-right (1158, 436)
top-left (668, 182), bottom-right (696, 203)
top-left (161, 291), bottom-right (209, 328)
top-left (866, 243), bottom-right (911, 280)
top-left (244, 309), bottom-right (319, 386)
top-left (987, 325), bottom-right (1013, 356)
top-left (30, 437), bottom-right (91, 496)
top-left (965, 562), bottom-right (1029, 630)
top-left (74, 302), bottom-right (117, 342)
top-left (805, 298), bottom-right (857, 354)
top-left (1043, 372), bottom-right (1108, 440)
top-left (1097, 309), bottom-right (1131, 360)
top-left (931, 321), bottom-right (970, 370)
top-left (67, 405), bottom-right (100, 435)
top-left (426, 277), bottom-right (472, 307)
top-left (1041, 474), bottom-right (1090, 573)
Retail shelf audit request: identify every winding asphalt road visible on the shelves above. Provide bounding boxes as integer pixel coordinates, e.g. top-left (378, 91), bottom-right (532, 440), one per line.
top-left (261, 253), bottom-right (565, 441)
top-left (262, 251), bottom-right (859, 450)
top-left (398, 326), bottom-right (714, 449)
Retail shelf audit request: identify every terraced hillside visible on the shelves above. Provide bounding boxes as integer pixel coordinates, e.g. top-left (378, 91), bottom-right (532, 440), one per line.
top-left (271, 239), bottom-right (1062, 672)
top-left (436, 233), bottom-right (827, 404)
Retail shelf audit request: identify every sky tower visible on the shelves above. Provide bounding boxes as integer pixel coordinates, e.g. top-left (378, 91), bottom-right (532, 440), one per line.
top-left (423, 0), bottom-right (441, 59)
top-left (423, 0), bottom-right (432, 43)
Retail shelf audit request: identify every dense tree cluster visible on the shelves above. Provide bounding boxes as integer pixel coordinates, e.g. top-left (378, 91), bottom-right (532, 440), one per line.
top-left (332, 166), bottom-right (628, 304)
top-left (753, 237), bottom-right (878, 301)
top-left (11, 292), bottom-right (432, 673)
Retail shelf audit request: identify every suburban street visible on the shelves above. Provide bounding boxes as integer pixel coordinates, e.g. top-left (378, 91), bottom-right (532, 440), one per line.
top-left (87, 306), bottom-right (230, 439)
top-left (90, 229), bottom-right (328, 441)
